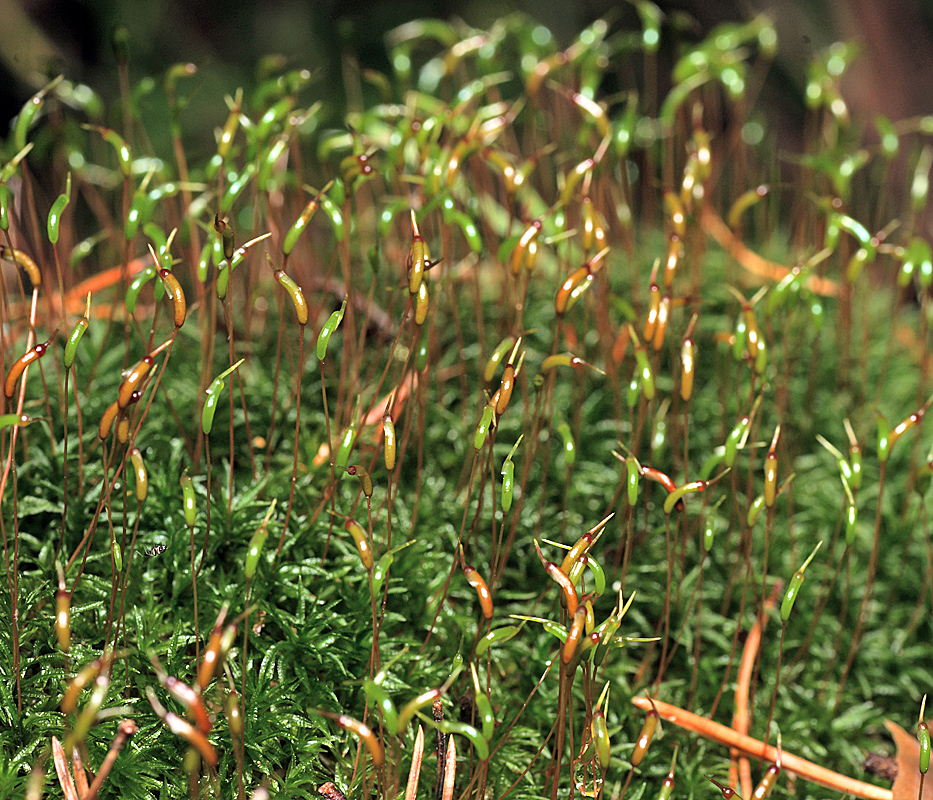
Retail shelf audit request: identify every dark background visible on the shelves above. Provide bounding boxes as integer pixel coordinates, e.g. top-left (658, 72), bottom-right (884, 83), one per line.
top-left (2, 0), bottom-right (933, 151)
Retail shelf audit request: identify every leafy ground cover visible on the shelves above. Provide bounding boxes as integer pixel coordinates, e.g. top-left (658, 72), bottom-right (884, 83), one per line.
top-left (1, 10), bottom-right (933, 800)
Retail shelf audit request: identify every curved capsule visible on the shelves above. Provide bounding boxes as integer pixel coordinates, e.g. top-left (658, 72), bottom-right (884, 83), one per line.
top-left (752, 761), bottom-right (781, 800)
top-left (283, 184), bottom-right (333, 255)
top-left (475, 625), bottom-right (520, 657)
top-left (557, 422), bottom-right (575, 467)
top-left (5, 332), bottom-right (56, 399)
top-left (383, 414), bottom-right (396, 470)
top-left (511, 219), bottom-right (542, 275)
top-left (98, 400), bottom-right (121, 440)
top-left (462, 560), bottom-right (493, 620)
top-left (129, 446), bottom-right (148, 503)
top-left (275, 270), bottom-right (309, 326)
top-left (0, 414), bottom-right (34, 430)
top-left (586, 556), bottom-right (607, 596)
top-left (335, 417), bottom-right (358, 469)
top-left (345, 519), bottom-right (374, 571)
top-left (533, 540), bottom-right (578, 617)
top-left (474, 403), bottom-right (495, 451)
top-left (180, 472), bottom-right (196, 529)
top-left (147, 688), bottom-right (218, 766)
top-left (64, 294), bottom-right (91, 369)
top-left (562, 604), bottom-right (588, 665)
top-left (662, 479), bottom-right (708, 515)
top-left (780, 541), bottom-right (822, 621)
top-left (0, 246), bottom-right (41, 289)
top-left (591, 709), bottom-right (610, 770)
top-left (317, 296), bottom-right (348, 360)
top-left (245, 519), bottom-right (270, 580)
top-left (397, 689), bottom-right (441, 734)
top-left (555, 248), bottom-right (609, 315)
top-left (126, 266), bottom-right (157, 315)
top-left (365, 681), bottom-right (399, 736)
top-left (434, 720), bottom-right (489, 760)
top-left (158, 269), bottom-right (186, 328)
top-left (118, 355), bottom-right (154, 409)
top-left (495, 344), bottom-right (519, 414)
top-left (631, 703), bottom-right (658, 767)
top-left (202, 359), bottom-right (245, 436)
top-left (347, 465), bottom-right (373, 498)
top-left (747, 494), bottom-right (766, 527)
top-left (47, 173), bottom-right (71, 244)
top-left (484, 336), bottom-right (516, 383)
top-left (470, 665), bottom-right (495, 740)
top-left (214, 214), bottom-right (235, 260)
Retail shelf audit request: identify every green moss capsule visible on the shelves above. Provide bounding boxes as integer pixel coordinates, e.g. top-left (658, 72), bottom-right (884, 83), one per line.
top-left (180, 471), bottom-right (196, 529)
top-left (434, 719), bottom-right (489, 760)
top-left (484, 336), bottom-right (516, 383)
top-left (202, 359), bottom-right (245, 436)
top-left (475, 625), bottom-right (520, 656)
top-left (319, 193), bottom-right (346, 242)
top-left (633, 344), bottom-right (655, 400)
top-left (626, 456), bottom-right (640, 505)
top-left (245, 520), bottom-right (269, 580)
top-left (781, 540), bottom-right (822, 622)
top-left (335, 417), bottom-right (359, 469)
top-left (64, 293), bottom-right (91, 369)
top-left (0, 183), bottom-right (12, 230)
top-left (126, 265), bottom-right (156, 315)
top-left (474, 403), bottom-right (495, 451)
top-left (470, 664), bottom-right (495, 740)
top-left (347, 465), bottom-right (373, 498)
top-left (47, 173), bottom-right (71, 244)
top-left (502, 436), bottom-right (524, 513)
top-left (317, 296), bottom-right (348, 360)
top-left (364, 681), bottom-right (399, 736)
top-left (557, 421), bottom-right (575, 467)
top-left (919, 721), bottom-right (930, 774)
top-left (282, 181), bottom-right (333, 255)
top-left (592, 709), bottom-right (610, 770)
top-left (747, 494), bottom-right (765, 527)
top-left (345, 519), bottom-right (373, 571)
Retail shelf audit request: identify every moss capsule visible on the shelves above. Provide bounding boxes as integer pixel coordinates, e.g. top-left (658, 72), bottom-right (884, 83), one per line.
top-left (534, 539), bottom-right (578, 616)
top-left (282, 181), bottom-right (333, 255)
top-left (347, 465), bottom-right (373, 498)
top-left (47, 172), bottom-right (71, 244)
top-left (557, 422), bottom-right (575, 467)
top-left (919, 721), bottom-right (930, 774)
top-left (752, 762), bottom-right (781, 800)
top-left (764, 425), bottom-right (780, 507)
top-left (317, 296), bottom-right (348, 360)
top-left (202, 359), bottom-right (245, 436)
top-left (4, 331), bottom-right (55, 399)
top-left (275, 269), bottom-right (309, 326)
top-left (462, 561), bottom-right (493, 620)
top-left (98, 400), bottom-right (121, 440)
top-left (470, 665), bottom-right (495, 740)
top-left (475, 625), bottom-right (520, 656)
top-left (592, 709), bottom-right (610, 770)
top-left (780, 540), bottom-right (822, 622)
top-left (474, 403), bottom-right (495, 451)
top-left (245, 519), bottom-right (270, 580)
top-left (118, 355), bottom-right (154, 409)
top-left (409, 210), bottom-right (428, 295)
top-left (382, 413), bottom-right (396, 470)
top-left (345, 519), bottom-right (374, 571)
top-left (129, 446), bottom-right (148, 503)
top-left (414, 280), bottom-right (429, 325)
top-left (631, 704), bottom-right (658, 766)
top-left (180, 471), bottom-right (196, 529)
top-left (157, 268), bottom-right (186, 328)
top-left (335, 417), bottom-right (358, 469)
top-left (484, 336), bottom-right (516, 383)
top-left (562, 603), bottom-right (588, 664)
top-left (64, 293), bottom-right (91, 369)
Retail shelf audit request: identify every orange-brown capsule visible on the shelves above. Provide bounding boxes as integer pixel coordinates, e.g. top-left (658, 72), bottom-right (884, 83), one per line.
top-left (643, 282), bottom-right (661, 342)
top-left (153, 661), bottom-right (212, 735)
top-left (555, 248), bottom-right (609, 316)
top-left (98, 400), bottom-right (121, 440)
top-left (118, 355), bottom-right (154, 409)
top-left (511, 219), bottom-right (542, 275)
top-left (651, 293), bottom-right (671, 351)
top-left (562, 603), bottom-right (588, 664)
top-left (4, 332), bottom-right (55, 399)
top-left (752, 761), bottom-right (781, 800)
top-left (631, 705), bottom-right (658, 766)
top-left (158, 269), bottom-right (186, 327)
top-left (0, 245), bottom-right (41, 287)
top-left (61, 658), bottom-right (104, 713)
top-left (680, 336), bottom-right (695, 401)
top-left (534, 540), bottom-right (579, 617)
top-left (462, 561), bottom-right (493, 620)
top-left (336, 714), bottom-right (384, 768)
top-left (148, 688), bottom-right (218, 766)
top-left (496, 365), bottom-right (514, 416)
top-left (117, 415), bottom-right (130, 444)
top-left (55, 586), bottom-right (71, 653)
top-left (663, 233), bottom-right (682, 289)
top-left (274, 269), bottom-right (309, 326)
top-left (664, 191), bottom-right (686, 239)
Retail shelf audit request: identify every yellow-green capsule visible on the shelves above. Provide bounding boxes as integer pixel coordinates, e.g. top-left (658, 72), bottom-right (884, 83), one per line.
top-left (245, 503), bottom-right (276, 580)
top-left (557, 422), bottom-right (575, 467)
top-left (335, 416), bottom-right (358, 469)
top-left (470, 665), bottom-right (495, 741)
top-left (275, 269), bottom-right (308, 326)
top-left (474, 403), bottom-right (495, 451)
top-left (47, 172), bottom-right (71, 244)
top-left (130, 446), bottom-right (148, 503)
top-left (500, 435), bottom-right (523, 514)
top-left (781, 541), bottom-right (822, 621)
top-left (592, 709), bottom-right (610, 770)
top-left (409, 210), bottom-right (428, 295)
top-left (383, 413), bottom-right (396, 470)
top-left (202, 359), bottom-right (245, 436)
top-left (919, 720), bottom-right (930, 774)
top-left (626, 456), bottom-right (640, 505)
top-left (317, 296), bottom-right (348, 360)
top-left (282, 181), bottom-right (334, 255)
top-left (345, 519), bottom-right (373, 571)
top-left (180, 472), bottom-right (196, 529)
top-left (64, 293), bottom-right (91, 369)
top-left (347, 465), bottom-right (373, 498)
top-left (484, 336), bottom-right (515, 383)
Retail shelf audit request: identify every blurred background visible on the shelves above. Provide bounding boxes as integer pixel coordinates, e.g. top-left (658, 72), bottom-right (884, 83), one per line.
top-left (1, 0), bottom-right (933, 152)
